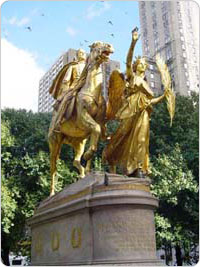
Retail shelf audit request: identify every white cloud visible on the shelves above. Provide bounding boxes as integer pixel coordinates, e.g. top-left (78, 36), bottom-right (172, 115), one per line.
top-left (1, 39), bottom-right (45, 112)
top-left (8, 16), bottom-right (17, 25)
top-left (66, 26), bottom-right (77, 36)
top-left (6, 16), bottom-right (30, 27)
top-left (86, 2), bottom-right (111, 20)
top-left (17, 17), bottom-right (30, 26)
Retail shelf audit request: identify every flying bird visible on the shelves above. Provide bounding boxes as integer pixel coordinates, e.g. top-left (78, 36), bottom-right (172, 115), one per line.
top-left (110, 33), bottom-right (115, 38)
top-left (25, 26), bottom-right (32, 31)
top-left (84, 40), bottom-right (89, 43)
top-left (108, 20), bottom-right (113, 25)
top-left (41, 13), bottom-right (45, 16)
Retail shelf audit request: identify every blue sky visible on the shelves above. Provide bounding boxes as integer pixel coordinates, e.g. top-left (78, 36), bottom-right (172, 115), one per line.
top-left (2, 0), bottom-right (142, 69)
top-left (1, 0), bottom-right (142, 111)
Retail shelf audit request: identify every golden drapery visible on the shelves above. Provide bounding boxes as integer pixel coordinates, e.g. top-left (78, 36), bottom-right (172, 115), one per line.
top-left (103, 86), bottom-right (153, 175)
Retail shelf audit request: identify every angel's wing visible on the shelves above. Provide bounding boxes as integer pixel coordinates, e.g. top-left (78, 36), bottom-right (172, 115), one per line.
top-left (106, 70), bottom-right (126, 120)
top-left (156, 54), bottom-right (175, 126)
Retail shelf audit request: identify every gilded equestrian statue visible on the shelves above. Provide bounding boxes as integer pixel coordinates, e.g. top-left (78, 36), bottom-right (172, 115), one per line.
top-left (48, 41), bottom-right (114, 195)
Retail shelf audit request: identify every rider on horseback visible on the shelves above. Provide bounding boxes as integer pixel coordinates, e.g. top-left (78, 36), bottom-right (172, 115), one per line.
top-left (49, 49), bottom-right (87, 131)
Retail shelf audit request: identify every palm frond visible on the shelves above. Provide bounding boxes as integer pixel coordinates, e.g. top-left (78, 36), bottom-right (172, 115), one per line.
top-left (156, 54), bottom-right (175, 126)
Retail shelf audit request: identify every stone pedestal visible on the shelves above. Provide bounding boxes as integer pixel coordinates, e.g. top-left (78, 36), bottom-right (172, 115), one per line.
top-left (28, 172), bottom-right (162, 265)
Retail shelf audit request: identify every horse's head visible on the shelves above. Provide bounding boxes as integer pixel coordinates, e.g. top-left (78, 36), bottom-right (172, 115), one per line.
top-left (89, 41), bottom-right (114, 63)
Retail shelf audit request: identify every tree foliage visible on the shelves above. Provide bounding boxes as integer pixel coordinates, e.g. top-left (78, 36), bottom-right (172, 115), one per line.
top-left (1, 109), bottom-right (78, 265)
top-left (150, 92), bottom-right (199, 178)
top-left (149, 92), bottom-right (199, 265)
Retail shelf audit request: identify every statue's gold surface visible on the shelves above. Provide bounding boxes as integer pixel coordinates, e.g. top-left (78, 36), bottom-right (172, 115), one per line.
top-left (49, 49), bottom-right (87, 128)
top-left (103, 29), bottom-right (175, 176)
top-left (71, 227), bottom-right (82, 248)
top-left (48, 42), bottom-right (114, 195)
top-left (156, 54), bottom-right (175, 126)
top-left (49, 49), bottom-right (86, 100)
top-left (51, 232), bottom-right (60, 251)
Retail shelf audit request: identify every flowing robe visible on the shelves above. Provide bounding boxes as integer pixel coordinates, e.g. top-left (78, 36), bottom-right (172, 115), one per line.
top-left (103, 75), bottom-right (154, 175)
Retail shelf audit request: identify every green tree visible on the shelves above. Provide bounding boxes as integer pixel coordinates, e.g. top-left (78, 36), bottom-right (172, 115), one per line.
top-left (149, 92), bottom-right (199, 265)
top-left (1, 109), bottom-right (78, 265)
top-left (150, 92), bottom-right (199, 178)
top-left (151, 145), bottom-right (198, 260)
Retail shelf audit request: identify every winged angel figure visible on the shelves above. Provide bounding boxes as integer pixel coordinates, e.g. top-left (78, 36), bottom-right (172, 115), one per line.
top-left (103, 28), bottom-right (175, 178)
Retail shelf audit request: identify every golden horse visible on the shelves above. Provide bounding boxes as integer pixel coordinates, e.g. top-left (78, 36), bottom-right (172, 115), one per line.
top-left (48, 41), bottom-right (114, 196)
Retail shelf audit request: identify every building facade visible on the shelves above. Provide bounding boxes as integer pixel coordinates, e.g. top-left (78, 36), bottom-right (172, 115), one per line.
top-left (102, 60), bottom-right (121, 99)
top-left (139, 1), bottom-right (199, 96)
top-left (38, 49), bottom-right (120, 112)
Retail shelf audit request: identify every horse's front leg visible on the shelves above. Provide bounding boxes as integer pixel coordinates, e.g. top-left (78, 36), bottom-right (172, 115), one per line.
top-left (83, 116), bottom-right (101, 161)
top-left (77, 96), bottom-right (101, 161)
top-left (72, 139), bottom-right (87, 178)
top-left (85, 159), bottom-right (92, 174)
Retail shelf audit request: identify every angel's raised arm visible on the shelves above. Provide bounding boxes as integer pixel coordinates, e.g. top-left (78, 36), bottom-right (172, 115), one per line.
top-left (126, 28), bottom-right (139, 80)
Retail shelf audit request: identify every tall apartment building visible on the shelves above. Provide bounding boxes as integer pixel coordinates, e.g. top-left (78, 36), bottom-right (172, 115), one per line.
top-left (102, 60), bottom-right (121, 99)
top-left (139, 1), bottom-right (199, 96)
top-left (38, 49), bottom-right (120, 112)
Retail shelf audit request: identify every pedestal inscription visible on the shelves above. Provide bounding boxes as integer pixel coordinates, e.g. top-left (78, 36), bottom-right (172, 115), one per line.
top-left (28, 173), bottom-right (162, 265)
top-left (93, 207), bottom-right (156, 261)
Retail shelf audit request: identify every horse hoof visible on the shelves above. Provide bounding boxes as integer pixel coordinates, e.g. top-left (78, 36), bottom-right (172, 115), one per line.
top-left (50, 191), bottom-right (55, 196)
top-left (73, 160), bottom-right (81, 169)
top-left (85, 168), bottom-right (90, 174)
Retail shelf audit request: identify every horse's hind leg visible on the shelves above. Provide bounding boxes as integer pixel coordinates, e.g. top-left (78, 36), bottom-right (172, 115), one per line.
top-left (49, 133), bottom-right (63, 196)
top-left (72, 139), bottom-right (87, 178)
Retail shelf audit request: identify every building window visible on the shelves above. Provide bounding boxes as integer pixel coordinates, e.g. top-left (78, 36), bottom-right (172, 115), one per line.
top-left (153, 31), bottom-right (158, 38)
top-left (150, 81), bottom-right (155, 88)
top-left (153, 22), bottom-right (157, 29)
top-left (166, 46), bottom-right (172, 60)
top-left (149, 64), bottom-right (154, 70)
top-left (163, 21), bottom-right (169, 28)
top-left (168, 64), bottom-right (173, 72)
top-left (182, 44), bottom-right (185, 51)
top-left (143, 27), bottom-right (148, 36)
top-left (150, 73), bottom-right (154, 79)
top-left (152, 12), bottom-right (157, 21)
top-left (165, 36), bottom-right (170, 44)
top-left (155, 45), bottom-right (159, 52)
top-left (162, 13), bottom-right (168, 21)
top-left (161, 1), bottom-right (168, 12)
